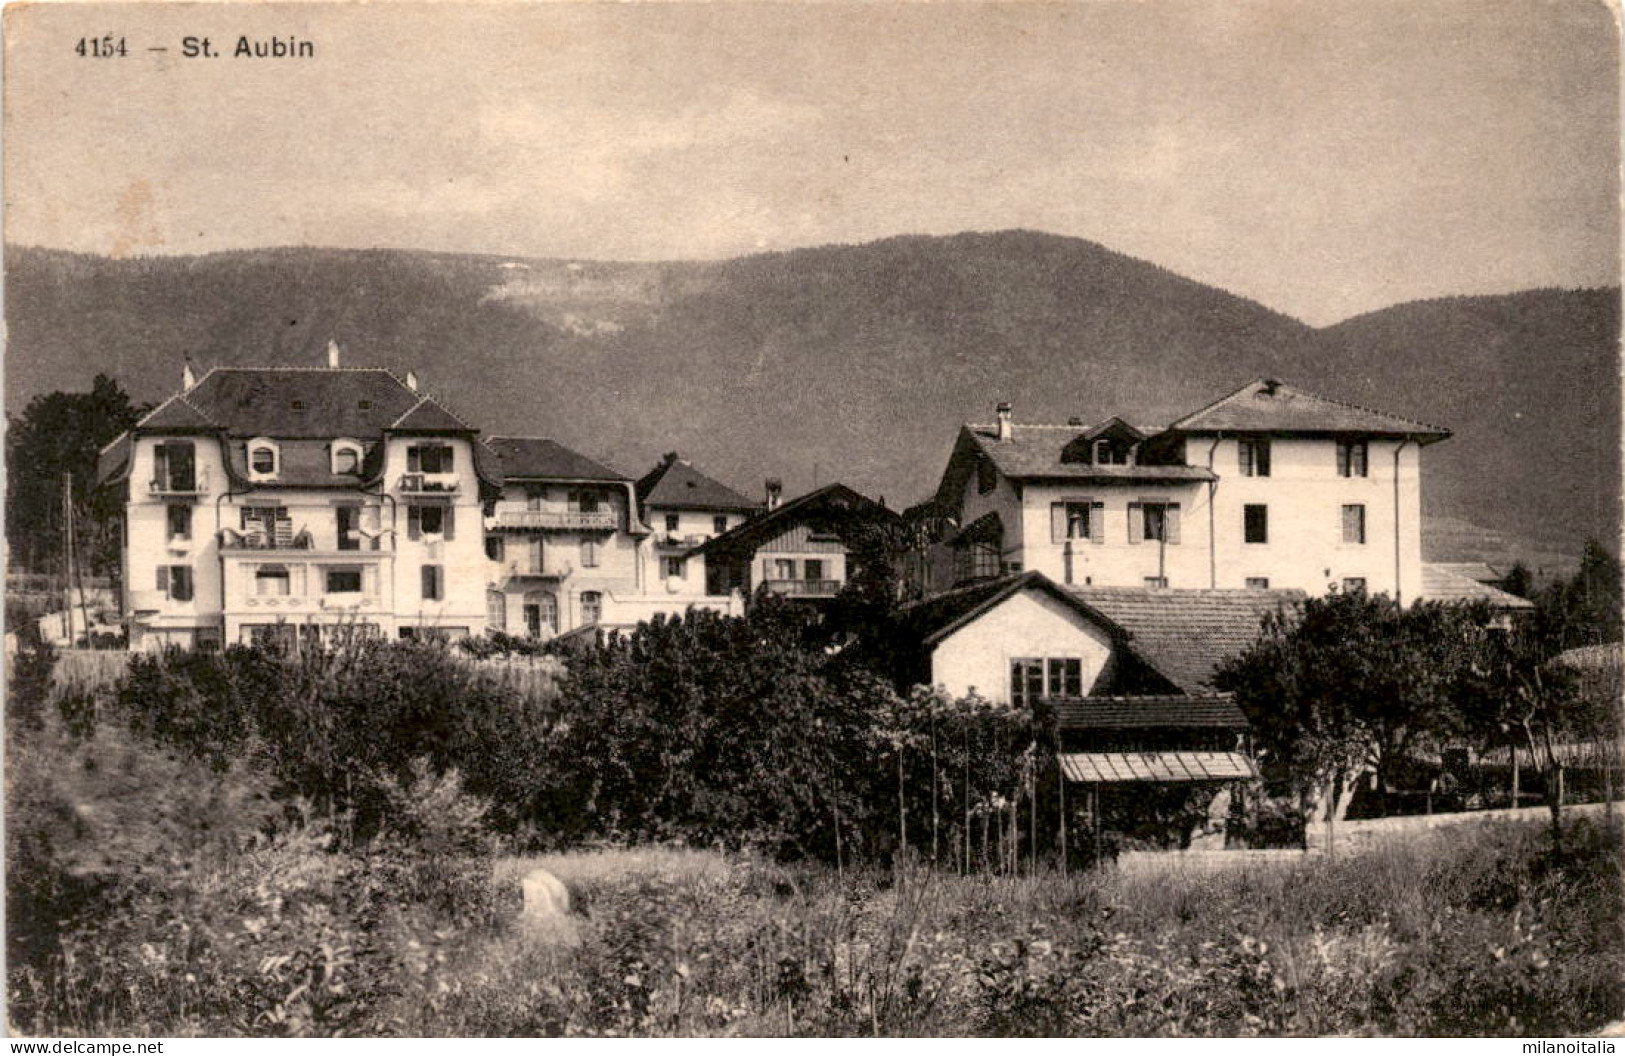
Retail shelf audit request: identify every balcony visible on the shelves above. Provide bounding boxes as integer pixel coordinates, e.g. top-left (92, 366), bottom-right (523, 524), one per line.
top-left (496, 558), bottom-right (572, 582)
top-left (492, 509), bottom-right (618, 532)
top-left (148, 470), bottom-right (210, 498)
top-left (655, 532), bottom-right (711, 549)
top-left (761, 578), bottom-right (843, 598)
top-left (397, 474), bottom-right (459, 497)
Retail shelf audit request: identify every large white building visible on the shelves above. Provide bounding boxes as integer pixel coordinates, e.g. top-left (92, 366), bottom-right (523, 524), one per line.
top-left (920, 378), bottom-right (1450, 601)
top-left (97, 359), bottom-right (499, 648)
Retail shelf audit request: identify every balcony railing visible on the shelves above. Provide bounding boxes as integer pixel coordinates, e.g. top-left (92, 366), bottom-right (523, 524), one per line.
top-left (493, 510), bottom-right (618, 531)
top-left (655, 532), bottom-right (711, 548)
top-left (149, 470), bottom-right (210, 497)
top-left (761, 578), bottom-right (843, 598)
top-left (498, 558), bottom-right (571, 580)
top-left (397, 474), bottom-right (459, 496)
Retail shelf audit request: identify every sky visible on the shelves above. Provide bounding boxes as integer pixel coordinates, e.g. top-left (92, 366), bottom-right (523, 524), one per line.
top-left (4, 0), bottom-right (1619, 324)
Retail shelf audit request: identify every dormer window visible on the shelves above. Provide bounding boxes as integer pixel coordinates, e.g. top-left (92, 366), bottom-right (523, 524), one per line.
top-left (331, 438), bottom-right (363, 476)
top-left (248, 438), bottom-right (280, 480)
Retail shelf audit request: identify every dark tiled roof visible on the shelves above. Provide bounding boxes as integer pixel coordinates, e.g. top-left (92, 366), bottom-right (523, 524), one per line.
top-left (1067, 586), bottom-right (1304, 693)
top-left (1430, 561), bottom-right (1502, 584)
top-left (965, 425), bottom-right (1217, 484)
top-left (698, 483), bottom-right (898, 556)
top-left (1167, 378), bottom-right (1450, 440)
top-left (1054, 695), bottom-right (1249, 730)
top-left (637, 454), bottom-right (759, 512)
top-left (156, 368), bottom-right (422, 439)
top-left (389, 397), bottom-right (475, 433)
top-left (137, 394), bottom-right (221, 431)
top-left (487, 437), bottom-right (627, 482)
top-left (893, 571), bottom-right (1125, 647)
top-left (1420, 565), bottom-right (1534, 610)
top-left (96, 432), bottom-right (134, 486)
top-left (1059, 751), bottom-right (1258, 784)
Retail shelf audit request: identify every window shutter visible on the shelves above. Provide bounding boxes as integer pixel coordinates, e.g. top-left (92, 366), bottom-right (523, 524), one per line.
top-left (1258, 442), bottom-right (1271, 477)
top-left (407, 505), bottom-right (421, 540)
top-left (153, 444), bottom-right (169, 487)
top-left (1165, 504), bottom-right (1182, 545)
top-left (156, 566), bottom-right (169, 594)
top-left (422, 565), bottom-right (435, 600)
top-left (443, 446), bottom-right (454, 470)
top-left (1051, 503), bottom-right (1066, 543)
top-left (443, 506), bottom-right (456, 541)
top-left (1127, 503), bottom-right (1143, 544)
top-left (1090, 502), bottom-right (1106, 544)
top-left (407, 447), bottom-right (421, 472)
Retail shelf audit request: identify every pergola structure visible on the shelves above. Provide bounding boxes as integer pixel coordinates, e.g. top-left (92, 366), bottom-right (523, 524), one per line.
top-left (1054, 694), bottom-right (1257, 861)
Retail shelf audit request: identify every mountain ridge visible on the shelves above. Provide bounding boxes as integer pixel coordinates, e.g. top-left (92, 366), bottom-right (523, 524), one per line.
top-left (6, 233), bottom-right (1617, 565)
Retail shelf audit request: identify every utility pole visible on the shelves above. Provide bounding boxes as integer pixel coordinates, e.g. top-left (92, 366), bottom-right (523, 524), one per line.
top-left (62, 475), bottom-right (76, 647)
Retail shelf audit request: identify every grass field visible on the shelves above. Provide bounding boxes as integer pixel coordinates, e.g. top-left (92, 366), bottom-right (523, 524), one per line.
top-left (387, 815), bottom-right (1622, 1037)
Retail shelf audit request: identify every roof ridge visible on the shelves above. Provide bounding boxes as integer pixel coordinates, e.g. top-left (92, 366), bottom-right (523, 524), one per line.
top-left (387, 391), bottom-right (478, 432)
top-left (205, 365), bottom-right (403, 374)
top-left (1168, 377), bottom-right (1450, 434)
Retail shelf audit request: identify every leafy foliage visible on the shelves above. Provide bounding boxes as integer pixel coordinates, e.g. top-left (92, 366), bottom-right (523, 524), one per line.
top-left (5, 373), bottom-right (144, 574)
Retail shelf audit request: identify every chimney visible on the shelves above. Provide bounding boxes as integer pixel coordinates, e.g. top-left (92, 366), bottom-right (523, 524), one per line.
top-left (995, 401), bottom-right (1013, 442)
top-left (181, 357), bottom-right (196, 392)
top-left (1067, 416), bottom-right (1084, 426)
top-left (405, 370), bottom-right (419, 393)
top-left (765, 477), bottom-right (783, 511)
top-left (327, 339), bottom-right (341, 369)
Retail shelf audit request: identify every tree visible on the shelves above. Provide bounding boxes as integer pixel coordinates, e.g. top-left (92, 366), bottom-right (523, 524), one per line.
top-left (5, 375), bottom-right (145, 575)
top-left (1501, 562), bottom-right (1534, 599)
top-left (1212, 591), bottom-right (1492, 847)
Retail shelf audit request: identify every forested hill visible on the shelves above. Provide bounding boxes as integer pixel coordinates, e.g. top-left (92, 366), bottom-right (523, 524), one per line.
top-left (5, 233), bottom-right (1617, 562)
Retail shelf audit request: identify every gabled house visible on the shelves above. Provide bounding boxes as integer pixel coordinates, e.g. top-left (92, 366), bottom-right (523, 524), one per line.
top-left (635, 452), bottom-right (761, 596)
top-left (923, 379), bottom-right (1451, 601)
top-left (96, 356), bottom-right (500, 648)
top-left (887, 570), bottom-right (1301, 704)
top-left (696, 482), bottom-right (898, 601)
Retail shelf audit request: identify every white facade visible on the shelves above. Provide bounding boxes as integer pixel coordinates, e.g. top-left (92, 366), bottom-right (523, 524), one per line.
top-left (929, 589), bottom-right (1116, 704)
top-left (122, 431), bottom-right (491, 649)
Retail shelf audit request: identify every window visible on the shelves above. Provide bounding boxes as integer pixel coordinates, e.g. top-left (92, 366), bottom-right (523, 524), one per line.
top-left (977, 457), bottom-right (996, 494)
top-left (774, 558), bottom-right (795, 580)
top-left (408, 504), bottom-right (453, 539)
top-left (665, 513), bottom-right (680, 532)
top-left (153, 441), bottom-right (197, 491)
top-left (804, 559), bottom-right (825, 582)
top-left (486, 589), bottom-right (506, 632)
top-left (331, 440), bottom-right (362, 475)
top-left (526, 487), bottom-right (544, 512)
top-left (579, 590), bottom-right (602, 625)
top-left (1337, 439), bottom-right (1369, 478)
top-left (713, 515), bottom-right (729, 535)
top-left (240, 506), bottom-right (289, 547)
top-left (664, 555), bottom-right (686, 578)
top-left (1130, 502), bottom-right (1181, 544)
top-left (1048, 658), bottom-right (1083, 698)
top-left (1010, 659), bottom-right (1045, 706)
top-left (1342, 577), bottom-right (1367, 595)
top-left (1094, 440), bottom-right (1128, 465)
top-left (1144, 576), bottom-right (1169, 588)
top-left (956, 541), bottom-right (1002, 583)
top-left (571, 489), bottom-right (601, 514)
top-left (255, 566), bottom-right (291, 596)
top-left (1244, 504), bottom-right (1268, 544)
top-left (156, 565), bottom-right (194, 602)
top-left (581, 539), bottom-right (600, 568)
top-left (422, 564), bottom-right (443, 600)
top-left (167, 504), bottom-right (192, 541)
top-left (1245, 577), bottom-right (1271, 589)
top-left (1011, 657), bottom-right (1083, 705)
top-left (325, 569), bottom-right (363, 594)
top-left (485, 536), bottom-right (505, 562)
top-left (1051, 500), bottom-right (1104, 544)
top-left (1238, 438), bottom-right (1271, 477)
top-left (248, 439), bottom-right (279, 478)
top-left (336, 505), bottom-right (361, 551)
top-left (1342, 504), bottom-right (1367, 544)
top-left (523, 536), bottom-right (545, 574)
top-left (408, 444), bottom-right (454, 474)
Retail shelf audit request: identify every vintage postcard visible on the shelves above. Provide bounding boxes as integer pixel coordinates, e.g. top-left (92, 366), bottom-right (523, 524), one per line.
top-left (4, 0), bottom-right (1620, 1041)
